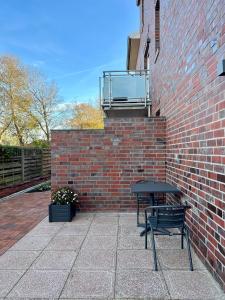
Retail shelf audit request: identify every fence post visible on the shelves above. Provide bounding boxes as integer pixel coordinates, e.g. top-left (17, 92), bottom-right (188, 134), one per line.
top-left (21, 148), bottom-right (25, 182)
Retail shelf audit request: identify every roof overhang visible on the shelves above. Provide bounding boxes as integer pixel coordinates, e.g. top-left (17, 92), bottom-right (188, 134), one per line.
top-left (126, 32), bottom-right (140, 70)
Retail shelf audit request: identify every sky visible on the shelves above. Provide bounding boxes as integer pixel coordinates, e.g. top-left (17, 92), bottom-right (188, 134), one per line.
top-left (0, 0), bottom-right (139, 105)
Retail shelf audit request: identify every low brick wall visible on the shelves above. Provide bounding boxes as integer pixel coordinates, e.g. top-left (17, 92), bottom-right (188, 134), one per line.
top-left (51, 117), bottom-right (166, 211)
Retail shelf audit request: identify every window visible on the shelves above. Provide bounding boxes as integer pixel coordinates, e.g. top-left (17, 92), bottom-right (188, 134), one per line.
top-left (155, 0), bottom-right (160, 53)
top-left (144, 51), bottom-right (149, 70)
top-left (141, 0), bottom-right (144, 31)
top-left (144, 38), bottom-right (150, 70)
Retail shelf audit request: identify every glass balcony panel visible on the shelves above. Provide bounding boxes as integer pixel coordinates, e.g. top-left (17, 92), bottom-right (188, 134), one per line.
top-left (102, 71), bottom-right (149, 104)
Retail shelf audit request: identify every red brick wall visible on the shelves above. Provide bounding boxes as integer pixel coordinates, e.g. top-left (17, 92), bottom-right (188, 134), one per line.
top-left (136, 0), bottom-right (225, 289)
top-left (51, 117), bottom-right (166, 211)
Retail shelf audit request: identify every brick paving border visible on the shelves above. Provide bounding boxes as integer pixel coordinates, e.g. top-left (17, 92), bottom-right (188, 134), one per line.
top-left (0, 191), bottom-right (50, 255)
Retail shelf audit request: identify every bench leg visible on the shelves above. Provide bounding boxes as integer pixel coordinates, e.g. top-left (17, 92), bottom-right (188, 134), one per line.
top-left (185, 227), bottom-right (193, 271)
top-left (151, 228), bottom-right (158, 271)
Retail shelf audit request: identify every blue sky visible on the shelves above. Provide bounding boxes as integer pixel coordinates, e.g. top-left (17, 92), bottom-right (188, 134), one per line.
top-left (0, 0), bottom-right (139, 104)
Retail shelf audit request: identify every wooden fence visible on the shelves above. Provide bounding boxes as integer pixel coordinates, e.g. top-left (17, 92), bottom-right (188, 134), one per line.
top-left (0, 146), bottom-right (51, 188)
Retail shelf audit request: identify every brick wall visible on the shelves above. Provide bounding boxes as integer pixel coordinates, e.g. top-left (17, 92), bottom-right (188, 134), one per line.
top-left (51, 117), bottom-right (166, 211)
top-left (136, 0), bottom-right (225, 289)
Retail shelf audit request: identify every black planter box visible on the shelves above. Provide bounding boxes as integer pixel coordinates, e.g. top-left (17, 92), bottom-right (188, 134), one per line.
top-left (49, 203), bottom-right (76, 222)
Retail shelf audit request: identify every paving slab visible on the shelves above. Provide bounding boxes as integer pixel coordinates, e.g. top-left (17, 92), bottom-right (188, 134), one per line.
top-left (92, 215), bottom-right (118, 225)
top-left (32, 250), bottom-right (77, 270)
top-left (82, 235), bottom-right (117, 250)
top-left (163, 270), bottom-right (224, 299)
top-left (0, 270), bottom-right (25, 297)
top-left (74, 249), bottom-right (116, 270)
top-left (88, 224), bottom-right (118, 236)
top-left (119, 215), bottom-right (138, 226)
top-left (71, 214), bottom-right (94, 225)
top-left (158, 249), bottom-right (206, 271)
top-left (117, 249), bottom-right (153, 270)
top-left (77, 212), bottom-right (96, 217)
top-left (118, 235), bottom-right (146, 250)
top-left (119, 212), bottom-right (136, 216)
top-left (46, 235), bottom-right (84, 251)
top-left (118, 224), bottom-right (143, 236)
top-left (9, 235), bottom-right (52, 251)
top-left (115, 269), bottom-right (170, 299)
top-left (61, 270), bottom-right (114, 299)
top-left (26, 224), bottom-right (61, 236)
top-left (155, 235), bottom-right (183, 249)
top-left (60, 298), bottom-right (107, 300)
top-left (6, 298), bottom-right (58, 300)
top-left (57, 224), bottom-right (89, 236)
top-left (0, 250), bottom-right (40, 270)
top-left (96, 212), bottom-right (119, 217)
top-left (39, 216), bottom-right (65, 227)
top-left (7, 270), bottom-right (69, 298)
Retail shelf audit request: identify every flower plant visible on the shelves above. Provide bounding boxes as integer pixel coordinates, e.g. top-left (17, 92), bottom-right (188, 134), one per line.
top-left (51, 187), bottom-right (78, 205)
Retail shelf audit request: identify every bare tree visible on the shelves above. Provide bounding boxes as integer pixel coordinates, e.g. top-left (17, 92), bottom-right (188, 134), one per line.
top-left (28, 70), bottom-right (61, 143)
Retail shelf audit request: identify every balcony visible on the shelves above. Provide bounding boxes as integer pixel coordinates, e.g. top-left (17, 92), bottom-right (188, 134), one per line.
top-left (100, 70), bottom-right (150, 117)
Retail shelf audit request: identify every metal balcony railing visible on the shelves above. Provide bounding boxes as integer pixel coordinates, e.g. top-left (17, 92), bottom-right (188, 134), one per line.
top-left (100, 70), bottom-right (150, 110)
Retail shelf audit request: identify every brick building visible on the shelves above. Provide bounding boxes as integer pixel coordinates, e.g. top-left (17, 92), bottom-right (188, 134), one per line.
top-left (52, 0), bottom-right (225, 290)
top-left (130, 0), bottom-right (225, 290)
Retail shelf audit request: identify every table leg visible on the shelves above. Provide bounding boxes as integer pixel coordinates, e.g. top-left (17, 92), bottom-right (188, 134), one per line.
top-left (140, 193), bottom-right (154, 236)
top-left (137, 195), bottom-right (139, 226)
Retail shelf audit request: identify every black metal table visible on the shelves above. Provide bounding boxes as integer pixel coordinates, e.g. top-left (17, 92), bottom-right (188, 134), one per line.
top-left (131, 180), bottom-right (180, 236)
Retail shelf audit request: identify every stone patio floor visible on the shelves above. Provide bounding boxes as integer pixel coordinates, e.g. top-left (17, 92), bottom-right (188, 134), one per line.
top-left (0, 212), bottom-right (224, 300)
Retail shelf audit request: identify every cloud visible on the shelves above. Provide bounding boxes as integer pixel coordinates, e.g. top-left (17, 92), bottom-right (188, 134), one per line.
top-left (0, 34), bottom-right (65, 56)
top-left (54, 58), bottom-right (125, 104)
top-left (32, 60), bottom-right (45, 67)
top-left (55, 58), bottom-right (124, 80)
top-left (54, 101), bottom-right (75, 112)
